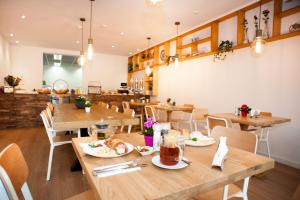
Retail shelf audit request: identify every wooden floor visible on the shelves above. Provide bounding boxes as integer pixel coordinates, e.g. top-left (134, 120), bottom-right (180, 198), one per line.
top-left (0, 127), bottom-right (299, 200)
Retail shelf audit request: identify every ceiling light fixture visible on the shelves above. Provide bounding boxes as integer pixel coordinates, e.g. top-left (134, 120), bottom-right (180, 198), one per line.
top-left (54, 54), bottom-right (62, 61)
top-left (145, 37), bottom-right (152, 76)
top-left (251, 0), bottom-right (267, 55)
top-left (112, 45), bottom-right (115, 48)
top-left (21, 15), bottom-right (26, 19)
top-left (10, 33), bottom-right (14, 37)
top-left (87, 0), bottom-right (95, 60)
top-left (120, 32), bottom-right (125, 36)
top-left (15, 41), bottom-right (19, 44)
top-left (77, 18), bottom-right (86, 66)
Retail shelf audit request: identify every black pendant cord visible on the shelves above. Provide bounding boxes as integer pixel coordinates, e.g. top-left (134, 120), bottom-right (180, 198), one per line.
top-left (81, 20), bottom-right (84, 51)
top-left (258, 0), bottom-right (262, 30)
top-left (89, 0), bottom-right (93, 38)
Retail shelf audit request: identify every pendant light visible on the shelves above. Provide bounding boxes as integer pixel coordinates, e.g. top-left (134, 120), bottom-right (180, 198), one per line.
top-left (77, 18), bottom-right (86, 66)
top-left (251, 0), bottom-right (267, 55)
top-left (174, 21), bottom-right (180, 69)
top-left (87, 0), bottom-right (95, 60)
top-left (145, 37), bottom-right (152, 76)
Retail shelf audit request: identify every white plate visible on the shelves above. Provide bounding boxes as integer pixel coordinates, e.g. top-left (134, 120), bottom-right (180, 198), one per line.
top-left (185, 138), bottom-right (216, 147)
top-left (152, 155), bottom-right (188, 169)
top-left (82, 140), bottom-right (134, 158)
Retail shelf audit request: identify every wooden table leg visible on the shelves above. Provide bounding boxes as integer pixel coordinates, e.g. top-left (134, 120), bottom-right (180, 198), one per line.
top-left (166, 111), bottom-right (172, 122)
top-left (240, 124), bottom-right (249, 131)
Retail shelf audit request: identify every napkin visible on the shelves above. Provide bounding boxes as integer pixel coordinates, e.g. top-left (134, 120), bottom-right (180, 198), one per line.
top-left (211, 136), bottom-right (228, 171)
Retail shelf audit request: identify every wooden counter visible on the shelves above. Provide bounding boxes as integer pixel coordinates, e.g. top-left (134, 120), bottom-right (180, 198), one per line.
top-left (0, 93), bottom-right (148, 129)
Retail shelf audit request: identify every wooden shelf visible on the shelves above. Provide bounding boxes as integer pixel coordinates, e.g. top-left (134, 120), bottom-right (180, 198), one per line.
top-left (281, 5), bottom-right (300, 18)
top-left (180, 37), bottom-right (211, 49)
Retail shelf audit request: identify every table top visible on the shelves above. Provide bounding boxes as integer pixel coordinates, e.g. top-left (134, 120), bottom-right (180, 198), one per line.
top-left (129, 101), bottom-right (159, 107)
top-left (72, 133), bottom-right (274, 200)
top-left (154, 105), bottom-right (193, 112)
top-left (211, 113), bottom-right (291, 127)
top-left (52, 104), bottom-right (139, 130)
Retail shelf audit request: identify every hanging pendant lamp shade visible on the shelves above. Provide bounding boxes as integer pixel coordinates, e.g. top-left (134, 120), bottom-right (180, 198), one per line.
top-left (77, 18), bottom-right (86, 66)
top-left (87, 0), bottom-right (95, 60)
top-left (251, 0), bottom-right (267, 55)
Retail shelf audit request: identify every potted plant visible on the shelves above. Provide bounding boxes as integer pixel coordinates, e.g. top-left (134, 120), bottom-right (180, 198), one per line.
top-left (85, 100), bottom-right (91, 113)
top-left (4, 75), bottom-right (21, 88)
top-left (214, 40), bottom-right (234, 61)
top-left (239, 104), bottom-right (251, 117)
top-left (144, 117), bottom-right (155, 147)
top-left (128, 63), bottom-right (133, 72)
top-left (75, 96), bottom-right (87, 109)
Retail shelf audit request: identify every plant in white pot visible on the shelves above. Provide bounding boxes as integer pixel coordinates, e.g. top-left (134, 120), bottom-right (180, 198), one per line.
top-left (85, 100), bottom-right (91, 113)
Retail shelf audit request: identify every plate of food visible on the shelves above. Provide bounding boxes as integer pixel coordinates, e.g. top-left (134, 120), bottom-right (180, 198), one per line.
top-left (82, 139), bottom-right (134, 158)
top-left (185, 131), bottom-right (216, 147)
top-left (135, 146), bottom-right (154, 156)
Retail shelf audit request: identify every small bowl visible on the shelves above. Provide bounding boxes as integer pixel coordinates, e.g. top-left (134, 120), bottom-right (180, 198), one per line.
top-left (95, 124), bottom-right (108, 129)
top-left (135, 146), bottom-right (154, 156)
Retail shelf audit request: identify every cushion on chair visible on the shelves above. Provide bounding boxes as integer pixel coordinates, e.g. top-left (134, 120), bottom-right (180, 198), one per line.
top-left (192, 184), bottom-right (241, 200)
top-left (65, 190), bottom-right (96, 200)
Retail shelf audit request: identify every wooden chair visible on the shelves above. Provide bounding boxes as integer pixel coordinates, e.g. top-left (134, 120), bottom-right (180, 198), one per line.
top-left (120, 108), bottom-right (135, 134)
top-left (192, 108), bottom-right (209, 132)
top-left (110, 105), bottom-right (119, 112)
top-left (122, 101), bottom-right (130, 110)
top-left (248, 112), bottom-right (272, 158)
top-left (40, 110), bottom-right (76, 181)
top-left (98, 101), bottom-right (109, 109)
top-left (0, 143), bottom-right (95, 200)
top-left (47, 102), bottom-right (54, 115)
top-left (0, 143), bottom-right (32, 200)
top-left (194, 126), bottom-right (258, 200)
top-left (170, 109), bottom-right (193, 131)
top-left (206, 115), bottom-right (233, 136)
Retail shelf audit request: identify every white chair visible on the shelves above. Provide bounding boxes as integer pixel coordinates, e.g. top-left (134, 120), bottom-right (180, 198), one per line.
top-left (206, 115), bottom-right (232, 136)
top-left (110, 105), bottom-right (119, 112)
top-left (0, 143), bottom-right (33, 200)
top-left (192, 108), bottom-right (209, 131)
top-left (0, 143), bottom-right (95, 200)
top-left (122, 101), bottom-right (130, 110)
top-left (170, 110), bottom-right (193, 131)
top-left (40, 110), bottom-right (76, 181)
top-left (120, 108), bottom-right (135, 135)
top-left (194, 126), bottom-right (258, 200)
top-left (145, 105), bottom-right (158, 121)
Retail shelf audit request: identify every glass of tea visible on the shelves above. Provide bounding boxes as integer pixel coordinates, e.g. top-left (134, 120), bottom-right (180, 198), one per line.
top-left (160, 134), bottom-right (183, 166)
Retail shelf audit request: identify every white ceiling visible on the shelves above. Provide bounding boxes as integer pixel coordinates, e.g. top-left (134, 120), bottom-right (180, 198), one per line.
top-left (0, 0), bottom-right (256, 56)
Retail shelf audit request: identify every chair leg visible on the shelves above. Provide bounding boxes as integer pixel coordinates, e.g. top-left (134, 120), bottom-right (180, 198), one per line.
top-left (47, 145), bottom-right (54, 181)
top-left (222, 184), bottom-right (229, 200)
top-left (140, 116), bottom-right (143, 131)
top-left (128, 125), bottom-right (132, 135)
top-left (120, 126), bottom-right (124, 132)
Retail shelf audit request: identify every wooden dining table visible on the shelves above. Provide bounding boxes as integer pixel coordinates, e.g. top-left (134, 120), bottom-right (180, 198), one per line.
top-left (72, 133), bottom-right (274, 200)
top-left (154, 105), bottom-right (193, 122)
top-left (52, 103), bottom-right (140, 134)
top-left (210, 113), bottom-right (291, 130)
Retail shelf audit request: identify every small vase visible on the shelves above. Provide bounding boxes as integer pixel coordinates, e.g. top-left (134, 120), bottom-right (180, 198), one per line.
top-left (263, 21), bottom-right (270, 39)
top-left (144, 135), bottom-right (153, 147)
top-left (85, 107), bottom-right (91, 113)
top-left (241, 111), bottom-right (248, 117)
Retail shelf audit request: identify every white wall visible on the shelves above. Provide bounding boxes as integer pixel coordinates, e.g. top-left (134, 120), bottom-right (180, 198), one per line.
top-left (0, 34), bottom-right (11, 85)
top-left (10, 45), bottom-right (127, 91)
top-left (156, 36), bottom-right (300, 169)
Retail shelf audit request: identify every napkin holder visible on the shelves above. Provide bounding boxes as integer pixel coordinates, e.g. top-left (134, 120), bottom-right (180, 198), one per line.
top-left (211, 136), bottom-right (228, 171)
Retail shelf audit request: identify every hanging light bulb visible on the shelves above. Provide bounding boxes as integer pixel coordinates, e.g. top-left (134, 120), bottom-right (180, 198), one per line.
top-left (77, 18), bottom-right (86, 66)
top-left (251, 0), bottom-right (267, 55)
top-left (87, 0), bottom-right (95, 60)
top-left (174, 21), bottom-right (180, 69)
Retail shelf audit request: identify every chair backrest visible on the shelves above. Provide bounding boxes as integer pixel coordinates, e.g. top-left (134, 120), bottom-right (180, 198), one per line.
top-left (111, 105), bottom-right (119, 112)
top-left (261, 112), bottom-right (272, 117)
top-left (207, 115), bottom-right (232, 136)
top-left (98, 101), bottom-right (109, 109)
top-left (122, 101), bottom-right (130, 110)
top-left (40, 110), bottom-right (54, 144)
top-left (145, 106), bottom-right (156, 121)
top-left (211, 126), bottom-right (258, 153)
top-left (47, 102), bottom-right (54, 115)
top-left (0, 144), bottom-right (31, 199)
top-left (123, 108), bottom-right (135, 117)
top-left (192, 108), bottom-right (209, 121)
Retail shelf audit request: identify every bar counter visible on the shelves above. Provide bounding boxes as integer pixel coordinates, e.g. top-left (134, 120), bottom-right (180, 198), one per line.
top-left (0, 93), bottom-right (147, 129)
